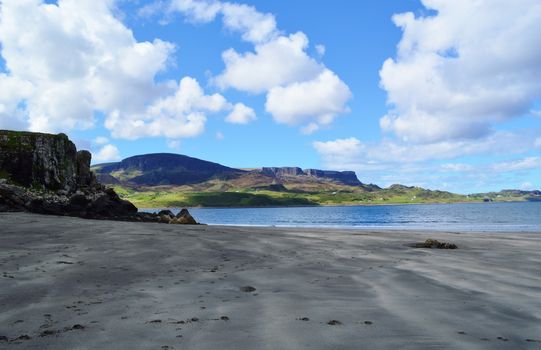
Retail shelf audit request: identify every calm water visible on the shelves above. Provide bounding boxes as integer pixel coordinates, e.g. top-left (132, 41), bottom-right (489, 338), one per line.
top-left (144, 202), bottom-right (541, 232)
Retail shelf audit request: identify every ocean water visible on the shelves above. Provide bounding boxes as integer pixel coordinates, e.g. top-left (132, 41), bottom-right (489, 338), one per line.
top-left (144, 202), bottom-right (541, 232)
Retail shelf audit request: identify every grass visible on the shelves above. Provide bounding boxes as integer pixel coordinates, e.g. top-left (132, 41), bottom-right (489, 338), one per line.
top-left (113, 184), bottom-right (480, 208)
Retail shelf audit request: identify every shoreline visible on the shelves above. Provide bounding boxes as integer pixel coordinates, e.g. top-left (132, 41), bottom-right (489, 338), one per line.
top-left (1, 212), bottom-right (540, 349)
top-left (138, 199), bottom-right (531, 210)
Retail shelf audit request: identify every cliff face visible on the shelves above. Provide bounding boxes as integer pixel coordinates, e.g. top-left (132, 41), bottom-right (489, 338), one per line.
top-left (259, 166), bottom-right (362, 186)
top-left (0, 130), bottom-right (198, 224)
top-left (0, 130), bottom-right (95, 192)
top-left (304, 169), bottom-right (361, 186)
top-left (261, 167), bottom-right (305, 177)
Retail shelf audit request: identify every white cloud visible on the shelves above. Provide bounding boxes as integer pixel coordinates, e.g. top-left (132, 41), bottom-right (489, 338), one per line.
top-left (266, 69), bottom-right (351, 127)
top-left (220, 2), bottom-right (277, 43)
top-left (440, 163), bottom-right (474, 172)
top-left (0, 0), bottom-right (251, 140)
top-left (169, 0), bottom-right (222, 23)
top-left (215, 131), bottom-right (224, 140)
top-left (535, 138), bottom-right (541, 148)
top-left (214, 32), bottom-right (322, 93)
top-left (169, 0), bottom-right (277, 43)
top-left (105, 77), bottom-right (229, 140)
top-left (520, 182), bottom-right (536, 190)
top-left (225, 103), bottom-right (256, 124)
top-left (0, 0), bottom-right (180, 134)
top-left (491, 157), bottom-right (541, 172)
top-left (167, 139), bottom-right (181, 149)
top-left (0, 74), bottom-right (33, 129)
top-left (170, 0), bottom-right (351, 133)
top-left (93, 144), bottom-right (121, 163)
top-left (531, 110), bottom-right (541, 118)
top-left (315, 44), bottom-right (326, 56)
top-left (93, 136), bottom-right (109, 145)
top-left (314, 132), bottom-right (534, 166)
top-left (380, 0), bottom-right (541, 143)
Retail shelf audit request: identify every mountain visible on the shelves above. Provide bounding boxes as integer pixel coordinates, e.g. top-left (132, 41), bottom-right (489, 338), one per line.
top-left (93, 153), bottom-right (245, 186)
top-left (92, 154), bottom-right (378, 189)
top-left (90, 153), bottom-right (473, 207)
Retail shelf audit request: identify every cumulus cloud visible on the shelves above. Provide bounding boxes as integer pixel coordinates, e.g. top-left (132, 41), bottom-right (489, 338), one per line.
top-left (93, 144), bottom-right (121, 163)
top-left (266, 69), bottom-right (351, 127)
top-left (93, 136), bottom-right (110, 146)
top-left (225, 103), bottom-right (256, 124)
top-left (0, 0), bottom-right (249, 141)
top-left (169, 0), bottom-right (277, 43)
top-left (105, 77), bottom-right (229, 139)
top-left (380, 0), bottom-right (541, 143)
top-left (0, 0), bottom-right (178, 133)
top-left (214, 32), bottom-right (322, 93)
top-left (170, 0), bottom-right (352, 133)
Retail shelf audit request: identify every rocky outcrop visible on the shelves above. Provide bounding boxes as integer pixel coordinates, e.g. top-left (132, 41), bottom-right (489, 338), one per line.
top-left (261, 167), bottom-right (305, 177)
top-left (304, 169), bottom-right (361, 186)
top-left (0, 130), bottom-right (198, 224)
top-left (259, 166), bottom-right (363, 186)
top-left (0, 130), bottom-right (78, 191)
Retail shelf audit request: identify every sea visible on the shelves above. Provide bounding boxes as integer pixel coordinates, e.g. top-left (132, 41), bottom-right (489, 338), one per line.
top-left (143, 202), bottom-right (541, 232)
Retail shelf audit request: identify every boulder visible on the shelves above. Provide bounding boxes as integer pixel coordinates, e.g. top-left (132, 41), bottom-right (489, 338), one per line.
top-left (170, 208), bottom-right (197, 225)
top-left (416, 239), bottom-right (458, 249)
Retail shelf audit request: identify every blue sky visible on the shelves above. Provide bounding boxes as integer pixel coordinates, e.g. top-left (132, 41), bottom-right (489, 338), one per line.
top-left (0, 0), bottom-right (540, 193)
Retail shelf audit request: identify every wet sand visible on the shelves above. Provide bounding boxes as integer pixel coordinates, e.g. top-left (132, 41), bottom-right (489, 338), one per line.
top-left (1, 212), bottom-right (540, 349)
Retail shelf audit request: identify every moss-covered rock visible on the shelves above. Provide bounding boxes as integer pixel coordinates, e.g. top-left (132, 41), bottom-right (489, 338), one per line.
top-left (0, 130), bottom-right (77, 191)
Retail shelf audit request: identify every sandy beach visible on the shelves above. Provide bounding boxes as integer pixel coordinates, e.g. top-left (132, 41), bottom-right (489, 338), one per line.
top-left (1, 213), bottom-right (540, 349)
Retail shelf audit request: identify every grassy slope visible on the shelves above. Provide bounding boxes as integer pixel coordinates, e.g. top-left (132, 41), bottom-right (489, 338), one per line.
top-left (104, 169), bottom-right (537, 208)
top-left (114, 183), bottom-right (477, 208)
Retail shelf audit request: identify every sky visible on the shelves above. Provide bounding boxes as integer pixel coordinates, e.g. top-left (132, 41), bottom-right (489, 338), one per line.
top-left (0, 0), bottom-right (540, 194)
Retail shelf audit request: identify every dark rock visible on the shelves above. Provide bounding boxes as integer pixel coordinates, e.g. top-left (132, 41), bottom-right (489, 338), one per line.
top-left (76, 150), bottom-right (96, 189)
top-left (68, 193), bottom-right (89, 212)
top-left (262, 167), bottom-right (305, 177)
top-left (327, 320), bottom-right (342, 325)
top-left (240, 286), bottom-right (256, 292)
top-left (415, 239), bottom-right (458, 249)
top-left (0, 130), bottom-right (204, 225)
top-left (170, 208), bottom-right (197, 225)
top-left (158, 209), bottom-right (175, 218)
top-left (0, 130), bottom-right (77, 191)
top-left (304, 169), bottom-right (362, 186)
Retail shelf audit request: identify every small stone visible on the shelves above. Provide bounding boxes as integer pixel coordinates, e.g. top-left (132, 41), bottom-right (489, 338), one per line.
top-left (240, 286), bottom-right (256, 292)
top-left (327, 320), bottom-right (342, 325)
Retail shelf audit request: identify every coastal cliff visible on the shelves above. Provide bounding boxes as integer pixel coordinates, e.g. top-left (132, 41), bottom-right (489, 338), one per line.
top-left (0, 130), bottom-right (196, 224)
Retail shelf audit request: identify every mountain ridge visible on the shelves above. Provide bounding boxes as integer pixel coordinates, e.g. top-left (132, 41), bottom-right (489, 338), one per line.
top-left (91, 152), bottom-right (541, 208)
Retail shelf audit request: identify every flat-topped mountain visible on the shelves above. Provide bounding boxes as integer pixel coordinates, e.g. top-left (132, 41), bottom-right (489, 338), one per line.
top-left (93, 153), bottom-right (372, 188)
top-left (261, 167), bottom-right (364, 186)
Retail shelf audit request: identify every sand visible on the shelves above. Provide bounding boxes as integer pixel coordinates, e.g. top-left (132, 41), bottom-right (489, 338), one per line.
top-left (1, 212), bottom-right (540, 349)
